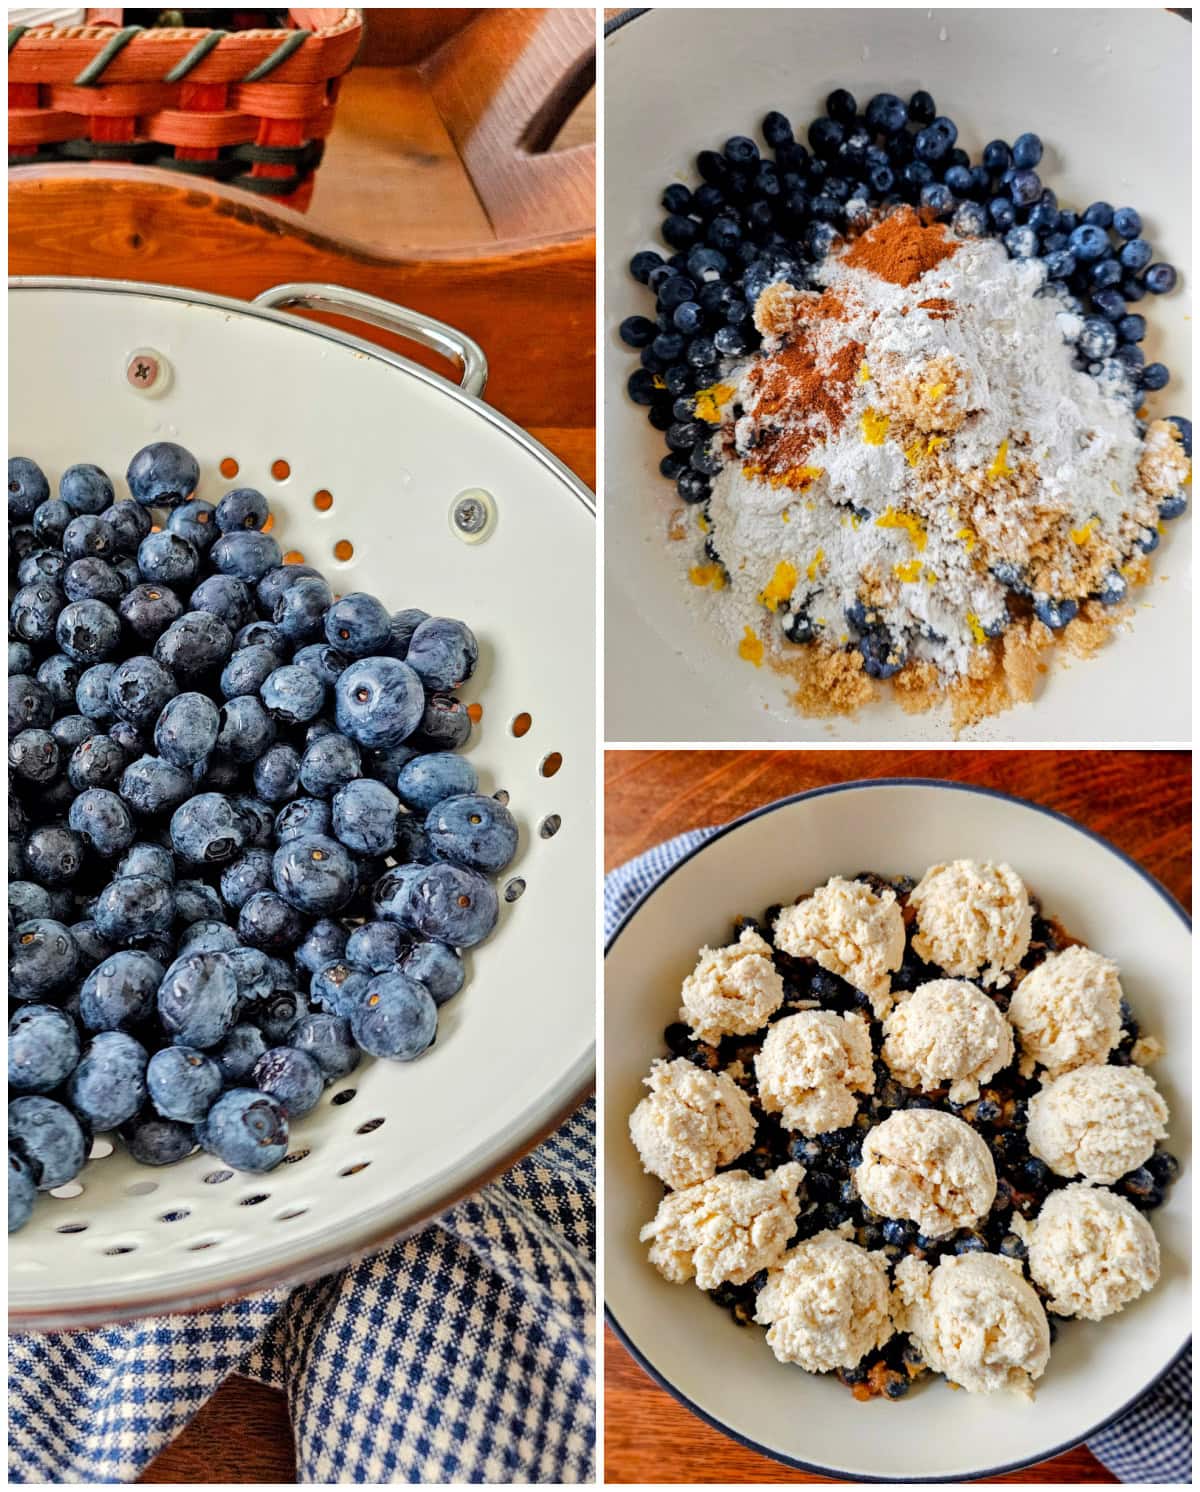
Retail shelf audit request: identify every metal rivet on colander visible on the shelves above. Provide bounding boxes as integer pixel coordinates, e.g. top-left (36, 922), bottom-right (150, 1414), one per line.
top-left (450, 487), bottom-right (496, 544)
top-left (125, 347), bottom-right (171, 398)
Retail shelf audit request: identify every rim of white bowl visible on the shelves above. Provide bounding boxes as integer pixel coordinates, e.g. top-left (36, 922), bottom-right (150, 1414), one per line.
top-left (604, 777), bottom-right (1191, 1482)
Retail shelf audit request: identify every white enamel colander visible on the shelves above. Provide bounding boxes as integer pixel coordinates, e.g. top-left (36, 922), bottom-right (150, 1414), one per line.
top-left (8, 278), bottom-right (595, 1329)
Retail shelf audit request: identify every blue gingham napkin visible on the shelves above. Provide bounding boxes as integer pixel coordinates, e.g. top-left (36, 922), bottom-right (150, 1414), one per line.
top-left (9, 1101), bottom-right (595, 1484)
top-left (606, 829), bottom-right (1192, 1485)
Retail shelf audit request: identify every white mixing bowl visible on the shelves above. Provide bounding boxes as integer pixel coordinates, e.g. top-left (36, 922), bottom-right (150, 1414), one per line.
top-left (604, 8), bottom-right (1192, 742)
top-left (605, 779), bottom-right (1190, 1480)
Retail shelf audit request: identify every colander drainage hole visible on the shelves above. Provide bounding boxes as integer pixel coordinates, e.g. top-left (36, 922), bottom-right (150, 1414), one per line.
top-left (277, 1207), bottom-right (307, 1222)
top-left (220, 457), bottom-right (239, 479)
top-left (539, 751), bottom-right (563, 779)
top-left (50, 1182), bottom-right (85, 1199)
top-left (56, 1222), bottom-right (89, 1234)
top-left (188, 1239), bottom-right (220, 1252)
top-left (239, 1194), bottom-right (270, 1208)
top-left (314, 489), bottom-right (333, 512)
top-left (511, 711), bottom-right (532, 738)
top-left (125, 1179), bottom-right (157, 1197)
top-left (281, 1148), bottom-right (311, 1166)
top-left (339, 1162), bottom-right (371, 1177)
top-left (89, 1137), bottom-right (114, 1160)
top-left (539, 814), bottom-right (561, 839)
top-left (504, 877), bottom-right (526, 903)
top-left (333, 539), bottom-right (354, 562)
top-left (203, 1170), bottom-right (234, 1185)
top-left (271, 459), bottom-right (291, 481)
top-left (103, 1243), bottom-right (138, 1256)
top-left (330, 1089), bottom-right (356, 1106)
top-left (159, 1209), bottom-right (190, 1223)
top-left (494, 789), bottom-right (510, 806)
top-left (356, 1117), bottom-right (385, 1135)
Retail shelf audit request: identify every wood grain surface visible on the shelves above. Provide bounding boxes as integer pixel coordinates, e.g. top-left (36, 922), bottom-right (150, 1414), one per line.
top-left (603, 748), bottom-right (1189, 1485)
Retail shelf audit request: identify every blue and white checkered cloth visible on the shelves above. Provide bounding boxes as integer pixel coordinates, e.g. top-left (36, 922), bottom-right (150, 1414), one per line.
top-left (606, 829), bottom-right (1191, 1485)
top-left (9, 1101), bottom-right (595, 1484)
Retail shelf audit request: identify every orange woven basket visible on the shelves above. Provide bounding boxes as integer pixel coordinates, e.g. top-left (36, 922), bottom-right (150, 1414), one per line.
top-left (8, 7), bottom-right (362, 209)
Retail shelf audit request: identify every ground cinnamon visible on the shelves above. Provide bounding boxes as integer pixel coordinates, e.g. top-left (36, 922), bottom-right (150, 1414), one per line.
top-left (842, 206), bottom-right (958, 287)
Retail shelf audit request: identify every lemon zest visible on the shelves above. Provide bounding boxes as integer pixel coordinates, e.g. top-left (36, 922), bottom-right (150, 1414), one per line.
top-left (694, 381), bottom-right (735, 423)
top-left (1070, 519), bottom-right (1097, 546)
top-left (966, 612), bottom-right (988, 645)
top-left (857, 361), bottom-right (872, 384)
top-left (757, 560), bottom-right (797, 612)
top-left (860, 407), bottom-right (890, 446)
top-left (697, 511), bottom-right (711, 534)
top-left (806, 548), bottom-right (825, 582)
top-left (926, 382), bottom-right (947, 402)
top-left (894, 559), bottom-right (923, 583)
top-left (876, 506), bottom-right (927, 552)
top-left (738, 626), bottom-right (764, 667)
top-left (904, 439), bottom-right (925, 468)
top-left (652, 374), bottom-right (666, 391)
top-left (781, 507), bottom-right (790, 524)
top-left (956, 526), bottom-right (976, 553)
top-left (689, 563), bottom-right (726, 591)
top-left (987, 439), bottom-right (1011, 479)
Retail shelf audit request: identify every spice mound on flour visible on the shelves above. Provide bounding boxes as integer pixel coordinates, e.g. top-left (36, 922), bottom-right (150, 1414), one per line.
top-left (681, 207), bottom-right (1191, 727)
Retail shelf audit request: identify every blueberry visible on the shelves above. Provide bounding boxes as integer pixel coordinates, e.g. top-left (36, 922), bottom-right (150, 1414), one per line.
top-left (1110, 207), bottom-right (1142, 241)
top-left (198, 1088), bottom-right (289, 1172)
top-left (138, 530), bottom-right (199, 586)
top-left (349, 971), bottom-right (437, 1061)
top-left (919, 183), bottom-right (954, 218)
top-left (167, 499), bottom-right (219, 551)
top-left (288, 1012), bottom-right (360, 1081)
top-left (1009, 169), bottom-right (1041, 207)
top-left (9, 674), bottom-right (54, 734)
top-left (1011, 131), bottom-right (1043, 168)
top-left (1166, 416), bottom-right (1191, 457)
top-left (1144, 262), bottom-right (1177, 295)
top-left (865, 92), bottom-right (906, 134)
top-left (1117, 313), bottom-right (1146, 344)
top-left (63, 556), bottom-right (125, 606)
top-left (1141, 362), bottom-right (1170, 392)
top-left (209, 530), bottom-right (282, 585)
top-left (298, 731), bottom-right (361, 798)
top-left (157, 952), bottom-right (240, 1048)
top-left (253, 742), bottom-right (302, 804)
top-left (988, 197), bottom-right (1015, 232)
top-left (9, 1005), bottom-right (81, 1094)
top-left (214, 695), bottom-right (276, 764)
top-left (10, 726), bottom-right (62, 785)
top-left (126, 441), bottom-right (199, 508)
top-left (1097, 571), bottom-right (1128, 607)
top-left (272, 574), bottom-right (333, 644)
top-left (401, 940), bottom-right (465, 1006)
top-left (394, 751), bottom-right (478, 812)
top-left (124, 1116), bottom-right (195, 1167)
top-left (9, 1149), bottom-right (36, 1231)
top-left (345, 920), bottom-right (409, 974)
top-left (120, 754), bottom-right (195, 817)
top-left (9, 1095), bottom-right (87, 1189)
top-left (272, 833), bottom-right (357, 916)
top-left (9, 883), bottom-right (55, 924)
top-left (238, 890), bottom-right (307, 952)
top-left (189, 574), bottom-right (255, 632)
top-left (392, 861), bottom-right (499, 948)
top-left (252, 1046), bottom-right (324, 1117)
top-left (220, 644), bottom-right (278, 699)
top-left (907, 90), bottom-right (936, 125)
top-left (952, 202), bottom-right (988, 238)
top-left (79, 950), bottom-right (163, 1031)
top-left (102, 499), bottom-right (154, 554)
top-left (68, 787), bottom-right (137, 858)
top-left (275, 795), bottom-right (333, 842)
top-left (1033, 596), bottom-right (1079, 631)
top-left (9, 456), bottom-right (50, 520)
top-left (1082, 200), bottom-right (1113, 228)
top-left (334, 656), bottom-right (424, 748)
top-left (293, 643), bottom-right (350, 689)
top-left (56, 598), bottom-right (122, 664)
top-left (151, 690), bottom-right (220, 768)
top-left (1118, 238), bottom-right (1152, 272)
top-left (54, 714), bottom-right (98, 752)
top-left (169, 792), bottom-right (245, 865)
top-left (119, 582), bottom-right (184, 642)
top-left (62, 513), bottom-right (116, 561)
top-left (67, 1031), bottom-right (148, 1132)
top-left (93, 874), bottom-right (174, 942)
top-left (1068, 223), bottom-right (1108, 262)
top-left (215, 487), bottom-right (269, 534)
top-left (1092, 287), bottom-right (1125, 322)
top-left (1078, 316), bottom-right (1118, 360)
top-left (10, 581), bottom-right (64, 644)
top-left (9, 641), bottom-right (35, 675)
top-left (424, 792), bottom-right (518, 875)
top-left (154, 611), bottom-right (234, 681)
top-left (311, 961), bottom-right (372, 1016)
top-left (330, 778), bottom-right (401, 856)
top-left (215, 1022), bottom-right (268, 1084)
top-left (220, 848), bottom-right (276, 912)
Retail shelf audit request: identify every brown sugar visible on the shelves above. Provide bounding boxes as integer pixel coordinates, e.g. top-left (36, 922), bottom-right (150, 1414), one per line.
top-left (841, 207), bottom-right (959, 287)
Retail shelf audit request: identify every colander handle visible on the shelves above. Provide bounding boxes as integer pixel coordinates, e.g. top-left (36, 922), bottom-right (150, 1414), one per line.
top-left (251, 284), bottom-right (489, 399)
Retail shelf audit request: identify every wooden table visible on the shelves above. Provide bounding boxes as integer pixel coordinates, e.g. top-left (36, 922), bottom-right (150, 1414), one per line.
top-left (603, 749), bottom-right (1190, 1485)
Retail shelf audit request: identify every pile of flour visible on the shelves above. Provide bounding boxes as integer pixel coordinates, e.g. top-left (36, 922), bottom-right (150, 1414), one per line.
top-left (683, 229), bottom-right (1160, 680)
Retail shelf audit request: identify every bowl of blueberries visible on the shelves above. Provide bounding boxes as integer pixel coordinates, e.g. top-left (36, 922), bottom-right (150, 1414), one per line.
top-left (9, 277), bottom-right (595, 1328)
top-left (604, 778), bottom-right (1190, 1480)
top-left (604, 7), bottom-right (1191, 744)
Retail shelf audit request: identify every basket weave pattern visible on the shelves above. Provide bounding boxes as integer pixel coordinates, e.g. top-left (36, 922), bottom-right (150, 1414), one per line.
top-left (8, 8), bottom-right (361, 206)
